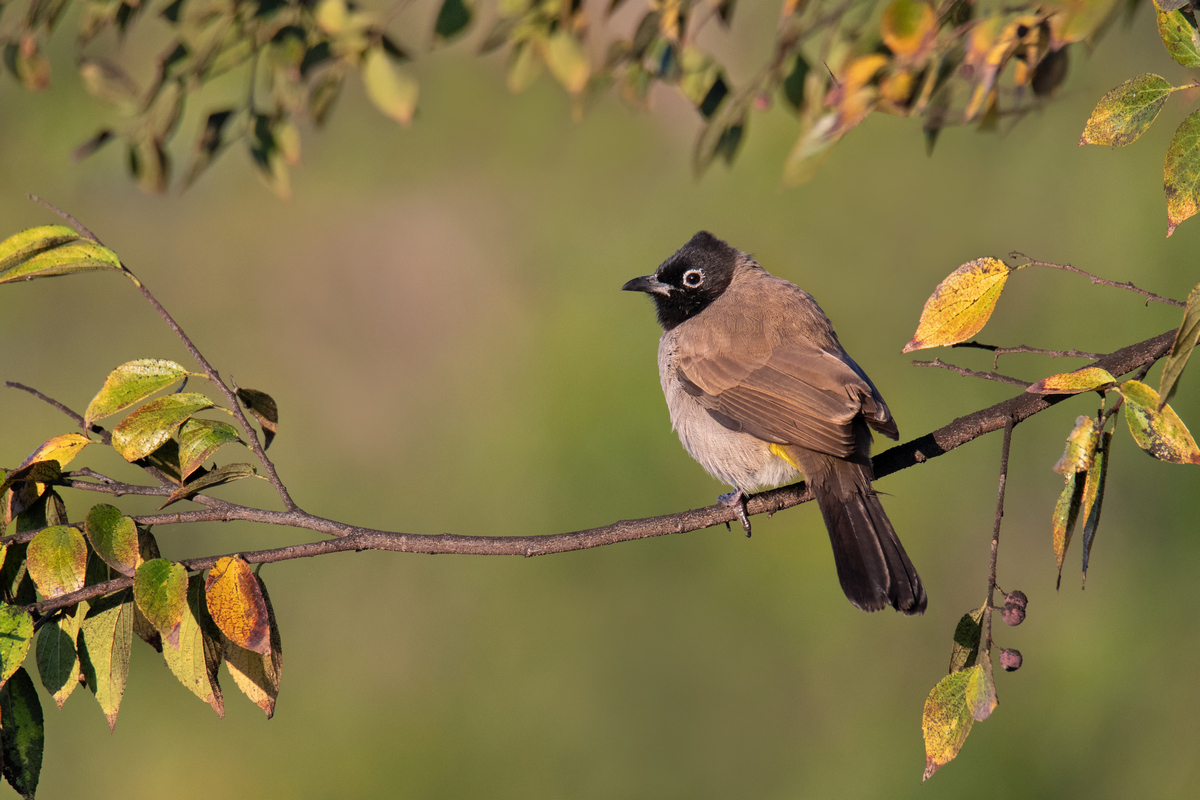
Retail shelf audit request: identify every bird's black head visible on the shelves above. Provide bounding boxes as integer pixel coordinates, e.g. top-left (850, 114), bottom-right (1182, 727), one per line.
top-left (622, 231), bottom-right (739, 330)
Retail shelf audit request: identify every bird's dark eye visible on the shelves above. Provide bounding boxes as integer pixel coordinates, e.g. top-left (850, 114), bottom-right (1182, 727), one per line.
top-left (682, 269), bottom-right (703, 288)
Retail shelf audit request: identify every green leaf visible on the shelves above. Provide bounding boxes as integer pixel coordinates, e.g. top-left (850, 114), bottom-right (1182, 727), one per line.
top-left (0, 226), bottom-right (121, 284)
top-left (1052, 469), bottom-right (1084, 588)
top-left (178, 418), bottom-right (242, 480)
top-left (160, 462), bottom-right (257, 509)
top-left (163, 573), bottom-right (224, 717)
top-left (78, 588), bottom-right (134, 731)
top-left (224, 575), bottom-right (283, 718)
top-left (0, 668), bottom-right (44, 800)
top-left (903, 257), bottom-right (1015, 352)
top-left (434, 0), bottom-right (472, 41)
top-left (84, 359), bottom-right (193, 426)
top-left (182, 109), bottom-right (239, 190)
top-left (948, 606), bottom-right (984, 674)
top-left (84, 504), bottom-right (139, 577)
top-left (27, 525), bottom-right (88, 598)
top-left (1081, 431), bottom-right (1111, 586)
top-left (1026, 367), bottom-right (1117, 395)
top-left (1165, 108), bottom-right (1200, 237)
top-left (695, 76), bottom-right (761, 176)
top-left (781, 53), bottom-right (809, 111)
top-left (1120, 380), bottom-right (1200, 464)
top-left (1078, 74), bottom-right (1173, 147)
top-left (1156, 6), bottom-right (1200, 68)
top-left (110, 392), bottom-right (215, 462)
top-left (922, 666), bottom-right (979, 780)
top-left (362, 46), bottom-right (418, 125)
top-left (1053, 416), bottom-right (1099, 475)
top-left (35, 608), bottom-right (81, 709)
top-left (545, 31), bottom-right (589, 95)
top-left (236, 387), bottom-right (278, 449)
top-left (507, 37), bottom-right (544, 93)
top-left (0, 605), bottom-right (35, 687)
top-left (1158, 282), bottom-right (1200, 410)
top-left (133, 559), bottom-right (188, 649)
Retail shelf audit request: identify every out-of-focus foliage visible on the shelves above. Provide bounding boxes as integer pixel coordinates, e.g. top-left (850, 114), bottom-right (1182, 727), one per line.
top-left (0, 0), bottom-right (1138, 197)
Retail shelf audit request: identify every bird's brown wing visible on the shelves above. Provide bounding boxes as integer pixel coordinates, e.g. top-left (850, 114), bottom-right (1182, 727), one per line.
top-left (677, 336), bottom-right (895, 459)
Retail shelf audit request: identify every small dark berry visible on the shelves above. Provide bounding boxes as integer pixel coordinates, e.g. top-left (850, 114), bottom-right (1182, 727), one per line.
top-left (1005, 590), bottom-right (1028, 610)
top-left (1001, 602), bottom-right (1026, 626)
top-left (1000, 648), bottom-right (1023, 672)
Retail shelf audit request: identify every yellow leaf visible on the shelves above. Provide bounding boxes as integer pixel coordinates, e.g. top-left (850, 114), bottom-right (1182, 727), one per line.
top-left (881, 1), bottom-right (935, 58)
top-left (1026, 367), bottom-right (1117, 395)
top-left (19, 434), bottom-right (90, 472)
top-left (903, 257), bottom-right (1013, 352)
top-left (362, 48), bottom-right (418, 125)
top-left (545, 31), bottom-right (589, 95)
top-left (1120, 380), bottom-right (1200, 464)
top-left (922, 666), bottom-right (979, 780)
top-left (1053, 415), bottom-right (1098, 475)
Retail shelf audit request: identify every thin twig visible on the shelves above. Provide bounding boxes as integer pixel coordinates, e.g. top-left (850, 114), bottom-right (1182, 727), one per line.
top-left (952, 341), bottom-right (1103, 369)
top-left (912, 358), bottom-right (1031, 388)
top-left (1013, 252), bottom-right (1185, 308)
top-left (984, 417), bottom-right (1014, 654)
top-left (28, 195), bottom-right (101, 243)
top-left (27, 198), bottom-right (299, 512)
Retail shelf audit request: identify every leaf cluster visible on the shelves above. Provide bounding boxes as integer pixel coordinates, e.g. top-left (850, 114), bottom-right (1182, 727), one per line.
top-left (0, 0), bottom-right (1140, 196)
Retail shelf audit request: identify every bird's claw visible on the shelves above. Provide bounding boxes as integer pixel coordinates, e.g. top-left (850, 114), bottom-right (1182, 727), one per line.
top-left (719, 491), bottom-right (752, 537)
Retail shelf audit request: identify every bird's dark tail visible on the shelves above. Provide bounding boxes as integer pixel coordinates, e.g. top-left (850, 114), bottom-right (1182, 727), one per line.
top-left (808, 456), bottom-right (926, 615)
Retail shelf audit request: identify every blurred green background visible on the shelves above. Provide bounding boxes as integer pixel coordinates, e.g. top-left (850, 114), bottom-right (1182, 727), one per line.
top-left (3, 2), bottom-right (1200, 797)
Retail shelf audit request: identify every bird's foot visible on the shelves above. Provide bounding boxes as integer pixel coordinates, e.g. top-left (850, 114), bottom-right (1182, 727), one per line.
top-left (719, 491), bottom-right (752, 538)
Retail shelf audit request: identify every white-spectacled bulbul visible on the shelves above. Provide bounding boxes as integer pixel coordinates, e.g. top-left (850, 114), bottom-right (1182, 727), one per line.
top-left (623, 232), bottom-right (926, 615)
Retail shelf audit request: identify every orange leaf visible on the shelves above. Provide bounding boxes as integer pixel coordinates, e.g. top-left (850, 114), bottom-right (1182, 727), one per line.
top-left (205, 556), bottom-right (270, 655)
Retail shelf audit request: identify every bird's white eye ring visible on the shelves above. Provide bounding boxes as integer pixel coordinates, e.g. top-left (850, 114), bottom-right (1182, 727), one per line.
top-left (682, 269), bottom-right (703, 287)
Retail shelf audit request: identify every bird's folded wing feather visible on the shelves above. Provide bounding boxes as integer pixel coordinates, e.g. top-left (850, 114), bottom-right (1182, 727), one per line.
top-left (677, 339), bottom-right (895, 458)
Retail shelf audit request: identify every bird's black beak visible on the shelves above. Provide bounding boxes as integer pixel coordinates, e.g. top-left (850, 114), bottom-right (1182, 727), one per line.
top-left (622, 274), bottom-right (670, 295)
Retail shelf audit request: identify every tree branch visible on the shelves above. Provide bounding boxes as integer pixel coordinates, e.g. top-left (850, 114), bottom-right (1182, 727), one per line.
top-left (18, 328), bottom-right (1176, 620)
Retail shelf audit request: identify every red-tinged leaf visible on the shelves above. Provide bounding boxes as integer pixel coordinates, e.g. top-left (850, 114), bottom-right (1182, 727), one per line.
top-left (0, 667), bottom-right (44, 799)
top-left (1081, 431), bottom-right (1111, 587)
top-left (84, 504), bottom-right (138, 577)
top-left (160, 462), bottom-right (257, 509)
top-left (1053, 416), bottom-right (1099, 475)
top-left (18, 433), bottom-right (90, 471)
top-left (205, 556), bottom-right (270, 655)
top-left (1158, 282), bottom-right (1200, 409)
top-left (1156, 5), bottom-right (1200, 68)
top-left (133, 559), bottom-right (188, 649)
top-left (903, 258), bottom-right (1014, 352)
top-left (1079, 74), bottom-right (1173, 147)
top-left (224, 575), bottom-right (282, 718)
top-left (922, 666), bottom-right (979, 780)
top-left (84, 358), bottom-right (193, 427)
top-left (35, 608), bottom-right (81, 709)
top-left (78, 588), bottom-right (134, 731)
top-left (1165, 109), bottom-right (1200, 237)
top-left (1120, 380), bottom-right (1200, 464)
top-left (163, 573), bottom-right (224, 717)
top-left (0, 605), bottom-right (35, 687)
top-left (178, 418), bottom-right (242, 479)
top-left (236, 387), bottom-right (278, 449)
top-left (948, 606), bottom-right (985, 674)
top-left (1027, 367), bottom-right (1117, 395)
top-left (1052, 470), bottom-right (1084, 589)
top-left (110, 392), bottom-right (214, 462)
top-left (965, 655), bottom-right (997, 722)
top-left (27, 525), bottom-right (87, 598)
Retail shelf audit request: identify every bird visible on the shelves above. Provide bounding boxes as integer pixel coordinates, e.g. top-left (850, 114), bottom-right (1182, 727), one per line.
top-left (622, 232), bottom-right (926, 615)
